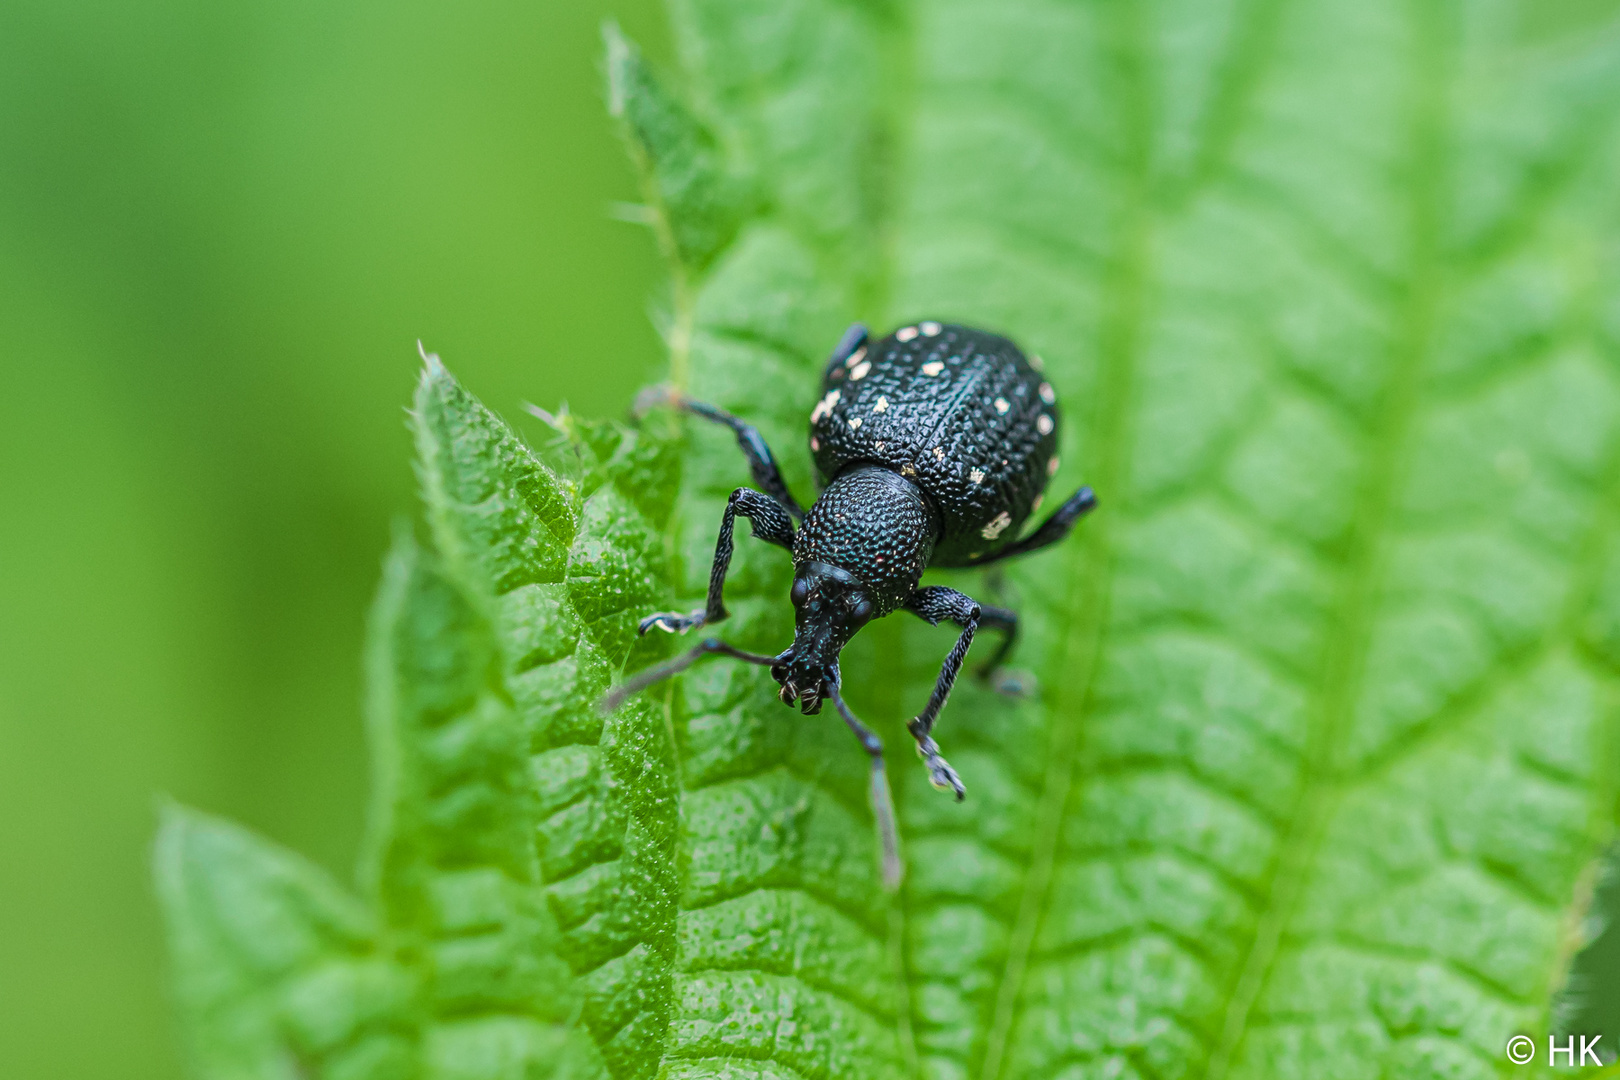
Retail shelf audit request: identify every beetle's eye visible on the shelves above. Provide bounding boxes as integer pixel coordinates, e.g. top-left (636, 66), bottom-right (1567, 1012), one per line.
top-left (852, 600), bottom-right (872, 621)
top-left (791, 578), bottom-right (810, 605)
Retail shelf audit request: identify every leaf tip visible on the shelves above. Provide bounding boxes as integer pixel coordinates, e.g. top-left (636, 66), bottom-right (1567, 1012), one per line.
top-left (602, 20), bottom-right (631, 118)
top-left (149, 801), bottom-right (248, 920)
top-left (152, 797), bottom-right (207, 857)
top-left (151, 797), bottom-right (191, 886)
top-left (417, 339), bottom-right (446, 378)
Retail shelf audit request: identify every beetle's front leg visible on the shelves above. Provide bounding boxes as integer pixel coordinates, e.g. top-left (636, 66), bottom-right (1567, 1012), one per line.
top-left (639, 487), bottom-right (796, 635)
top-left (902, 585), bottom-right (984, 800)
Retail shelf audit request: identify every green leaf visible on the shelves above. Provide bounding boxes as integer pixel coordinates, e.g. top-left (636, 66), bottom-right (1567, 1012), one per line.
top-left (158, 3), bottom-right (1620, 1080)
top-left (155, 803), bottom-right (417, 1080)
top-left (410, 361), bottom-right (683, 1078)
top-left (158, 362), bottom-right (685, 1079)
top-left (605, 22), bottom-right (755, 276)
top-left (614, 2), bottom-right (1620, 1078)
top-left (1554, 841), bottom-right (1620, 1061)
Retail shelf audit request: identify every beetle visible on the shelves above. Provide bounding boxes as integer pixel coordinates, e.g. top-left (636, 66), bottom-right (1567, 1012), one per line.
top-left (602, 321), bottom-right (1096, 875)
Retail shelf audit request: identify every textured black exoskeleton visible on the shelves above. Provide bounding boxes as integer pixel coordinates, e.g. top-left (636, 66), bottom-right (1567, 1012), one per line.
top-left (602, 321), bottom-right (1097, 882)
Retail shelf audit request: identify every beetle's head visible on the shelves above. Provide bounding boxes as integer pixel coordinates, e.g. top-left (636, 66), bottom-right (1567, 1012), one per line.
top-left (772, 561), bottom-right (875, 714)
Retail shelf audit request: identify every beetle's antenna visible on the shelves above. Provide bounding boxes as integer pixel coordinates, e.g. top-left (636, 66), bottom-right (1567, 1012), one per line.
top-left (827, 681), bottom-right (903, 891)
top-left (599, 637), bottom-right (779, 715)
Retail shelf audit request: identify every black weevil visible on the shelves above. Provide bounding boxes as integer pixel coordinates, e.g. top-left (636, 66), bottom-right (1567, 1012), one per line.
top-left (602, 322), bottom-right (1096, 879)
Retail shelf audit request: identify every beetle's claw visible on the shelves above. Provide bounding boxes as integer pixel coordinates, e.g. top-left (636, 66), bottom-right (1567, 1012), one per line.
top-left (911, 730), bottom-right (966, 801)
top-left (638, 609), bottom-right (706, 636)
top-left (929, 757), bottom-right (967, 802)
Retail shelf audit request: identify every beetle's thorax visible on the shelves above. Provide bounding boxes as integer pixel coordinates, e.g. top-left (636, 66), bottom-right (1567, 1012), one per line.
top-left (794, 465), bottom-right (938, 614)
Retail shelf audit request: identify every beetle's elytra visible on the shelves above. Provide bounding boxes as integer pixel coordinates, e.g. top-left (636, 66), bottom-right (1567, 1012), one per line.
top-left (810, 321), bottom-right (1061, 568)
top-left (603, 322), bottom-right (1097, 884)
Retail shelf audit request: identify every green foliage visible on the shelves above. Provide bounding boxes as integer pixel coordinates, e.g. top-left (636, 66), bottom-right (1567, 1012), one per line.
top-left (158, 363), bottom-right (683, 1080)
top-left (157, 2), bottom-right (1620, 1079)
top-left (606, 22), bottom-right (754, 275)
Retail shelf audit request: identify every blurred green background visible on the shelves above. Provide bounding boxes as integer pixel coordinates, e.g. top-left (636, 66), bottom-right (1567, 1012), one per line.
top-left (0, 2), bottom-right (671, 1076)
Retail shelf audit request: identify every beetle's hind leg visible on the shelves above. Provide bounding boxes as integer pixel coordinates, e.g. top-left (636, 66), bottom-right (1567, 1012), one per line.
top-left (639, 487), bottom-right (796, 635)
top-left (634, 387), bottom-right (804, 520)
top-left (971, 484), bottom-right (1098, 566)
top-left (973, 604), bottom-right (1017, 674)
top-left (973, 604), bottom-right (1037, 699)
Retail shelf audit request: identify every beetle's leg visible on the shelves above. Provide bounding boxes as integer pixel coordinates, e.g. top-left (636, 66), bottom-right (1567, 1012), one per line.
top-left (982, 566), bottom-right (1011, 602)
top-left (973, 604), bottom-right (1017, 673)
top-left (600, 637), bottom-right (780, 715)
top-left (639, 487), bottom-right (796, 635)
top-left (826, 679), bottom-right (902, 890)
top-left (901, 585), bottom-right (984, 801)
top-left (634, 388), bottom-right (804, 520)
top-left (971, 485), bottom-right (1098, 565)
top-left (823, 322), bottom-right (870, 379)
top-left (964, 603), bottom-right (1038, 697)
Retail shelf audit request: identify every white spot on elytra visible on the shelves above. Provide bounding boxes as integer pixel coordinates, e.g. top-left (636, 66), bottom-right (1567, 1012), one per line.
top-left (1037, 414), bottom-right (1054, 435)
top-left (896, 326), bottom-right (919, 342)
top-left (933, 446), bottom-right (945, 461)
top-left (810, 389), bottom-right (840, 423)
top-left (874, 396), bottom-right (889, 412)
top-left (850, 360), bottom-right (871, 380)
top-left (849, 416), bottom-right (862, 429)
top-left (810, 436), bottom-right (820, 451)
top-left (981, 511), bottom-right (1012, 540)
top-left (844, 345), bottom-right (867, 368)
top-left (1032, 493), bottom-right (1044, 512)
top-left (1047, 456), bottom-right (1060, 476)
top-left (901, 462), bottom-right (916, 476)
top-left (920, 361), bottom-right (944, 376)
top-left (969, 469), bottom-right (985, 484)
top-left (920, 320), bottom-right (942, 336)
top-left (1039, 382), bottom-right (1055, 404)
top-left (1030, 354), bottom-right (1046, 372)
top-left (994, 397), bottom-right (1010, 414)
top-left (874, 442), bottom-right (885, 451)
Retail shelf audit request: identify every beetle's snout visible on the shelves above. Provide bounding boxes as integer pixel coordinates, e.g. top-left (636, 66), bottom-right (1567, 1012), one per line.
top-left (777, 562), bottom-right (874, 716)
top-left (771, 651), bottom-right (831, 714)
top-left (779, 678), bottom-right (824, 714)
